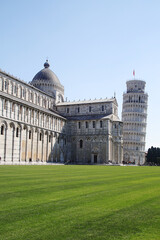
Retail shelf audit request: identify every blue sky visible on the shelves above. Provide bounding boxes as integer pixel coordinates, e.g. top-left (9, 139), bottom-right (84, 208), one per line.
top-left (0, 0), bottom-right (160, 150)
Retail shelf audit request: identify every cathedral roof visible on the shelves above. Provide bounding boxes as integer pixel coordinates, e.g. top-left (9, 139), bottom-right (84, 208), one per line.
top-left (57, 98), bottom-right (117, 106)
top-left (31, 60), bottom-right (62, 87)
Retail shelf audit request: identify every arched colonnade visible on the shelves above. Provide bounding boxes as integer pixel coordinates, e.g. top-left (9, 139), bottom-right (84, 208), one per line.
top-left (0, 120), bottom-right (66, 163)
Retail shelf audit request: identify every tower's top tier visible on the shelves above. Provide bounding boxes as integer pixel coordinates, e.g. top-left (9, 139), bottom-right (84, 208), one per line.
top-left (126, 80), bottom-right (146, 93)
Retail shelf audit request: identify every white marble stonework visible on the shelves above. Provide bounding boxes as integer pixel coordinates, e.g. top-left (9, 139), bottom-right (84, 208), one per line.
top-left (0, 61), bottom-right (123, 164)
top-left (122, 80), bottom-right (148, 165)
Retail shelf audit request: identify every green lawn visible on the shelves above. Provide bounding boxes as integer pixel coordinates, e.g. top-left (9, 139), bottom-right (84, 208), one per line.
top-left (0, 165), bottom-right (160, 240)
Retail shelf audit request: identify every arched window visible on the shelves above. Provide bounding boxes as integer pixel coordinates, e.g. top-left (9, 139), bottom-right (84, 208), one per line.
top-left (35, 93), bottom-right (37, 104)
top-left (1, 125), bottom-right (4, 135)
top-left (4, 81), bottom-right (7, 90)
top-left (14, 85), bottom-right (17, 94)
top-left (43, 99), bottom-right (46, 107)
top-left (20, 106), bottom-right (22, 115)
top-left (23, 89), bottom-right (26, 99)
top-left (32, 110), bottom-right (34, 119)
top-left (16, 128), bottom-right (19, 138)
top-left (4, 100), bottom-right (7, 110)
top-left (30, 92), bottom-right (33, 102)
top-left (80, 140), bottom-right (83, 148)
top-left (39, 133), bottom-right (42, 141)
top-left (29, 130), bottom-right (31, 139)
top-left (12, 103), bottom-right (15, 112)
top-left (28, 91), bottom-right (30, 101)
top-left (11, 83), bottom-right (13, 94)
top-left (26, 108), bottom-right (28, 117)
top-left (20, 87), bottom-right (22, 98)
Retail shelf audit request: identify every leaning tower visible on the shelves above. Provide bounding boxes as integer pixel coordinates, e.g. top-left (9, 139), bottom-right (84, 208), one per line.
top-left (122, 79), bottom-right (148, 165)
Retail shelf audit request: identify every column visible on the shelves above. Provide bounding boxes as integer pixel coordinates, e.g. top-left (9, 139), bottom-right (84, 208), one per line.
top-left (41, 133), bottom-right (44, 162)
top-left (25, 129), bottom-right (28, 161)
top-left (31, 130), bottom-right (34, 161)
top-left (4, 126), bottom-right (7, 162)
top-left (12, 127), bottom-right (15, 162)
top-left (36, 130), bottom-right (39, 161)
top-left (19, 128), bottom-right (22, 162)
top-left (46, 133), bottom-right (49, 162)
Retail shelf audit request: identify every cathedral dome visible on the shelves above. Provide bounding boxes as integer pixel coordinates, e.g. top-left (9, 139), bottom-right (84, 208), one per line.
top-left (31, 60), bottom-right (64, 100)
top-left (32, 60), bottom-right (61, 86)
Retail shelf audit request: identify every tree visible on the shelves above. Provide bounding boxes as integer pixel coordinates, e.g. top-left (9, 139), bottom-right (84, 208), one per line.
top-left (146, 147), bottom-right (160, 165)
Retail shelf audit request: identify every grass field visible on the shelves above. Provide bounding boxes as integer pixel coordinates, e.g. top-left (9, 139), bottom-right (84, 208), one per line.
top-left (0, 165), bottom-right (160, 240)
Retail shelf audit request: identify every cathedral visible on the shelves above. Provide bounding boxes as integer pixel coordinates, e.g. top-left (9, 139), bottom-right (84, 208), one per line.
top-left (0, 60), bottom-right (123, 164)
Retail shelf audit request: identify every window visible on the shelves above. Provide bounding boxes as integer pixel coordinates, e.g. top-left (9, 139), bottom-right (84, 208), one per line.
top-left (20, 87), bottom-right (22, 98)
top-left (80, 140), bottom-right (83, 148)
top-left (49, 135), bottom-right (51, 143)
top-left (14, 85), bottom-right (17, 94)
top-left (78, 122), bottom-right (81, 129)
top-left (102, 105), bottom-right (104, 111)
top-left (93, 121), bottom-right (95, 128)
top-left (35, 94), bottom-right (37, 104)
top-left (30, 92), bottom-right (33, 102)
top-left (67, 107), bottom-right (69, 113)
top-left (11, 84), bottom-right (13, 94)
top-left (29, 130), bottom-right (31, 139)
top-left (100, 121), bottom-right (103, 128)
top-left (28, 91), bottom-right (30, 101)
top-left (12, 103), bottom-right (15, 112)
top-left (16, 128), bottom-right (19, 138)
top-left (43, 99), bottom-right (46, 107)
top-left (85, 121), bottom-right (88, 128)
top-left (1, 126), bottom-right (4, 135)
top-left (46, 116), bottom-right (49, 127)
top-left (78, 107), bottom-right (80, 113)
top-left (89, 106), bottom-right (91, 112)
top-left (4, 100), bottom-right (7, 110)
top-left (26, 108), bottom-right (28, 117)
top-left (20, 106), bottom-right (22, 115)
top-left (39, 133), bottom-right (42, 141)
top-left (5, 81), bottom-right (7, 90)
top-left (32, 110), bottom-right (34, 118)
